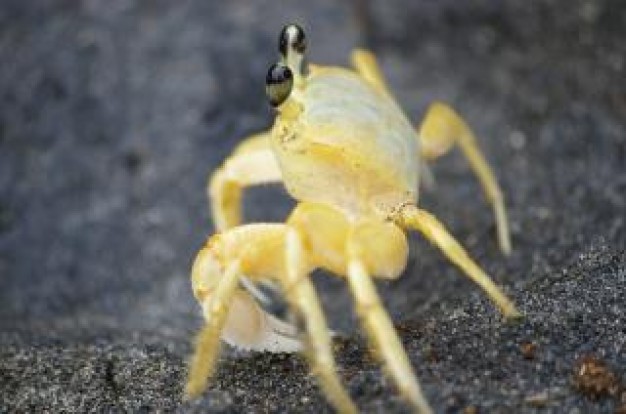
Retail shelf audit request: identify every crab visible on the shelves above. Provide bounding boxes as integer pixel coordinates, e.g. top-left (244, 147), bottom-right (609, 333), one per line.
top-left (184, 24), bottom-right (520, 413)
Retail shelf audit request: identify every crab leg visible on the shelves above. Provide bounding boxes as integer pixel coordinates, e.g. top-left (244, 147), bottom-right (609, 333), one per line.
top-left (208, 131), bottom-right (282, 231)
top-left (352, 49), bottom-right (511, 255)
top-left (184, 259), bottom-right (242, 399)
top-left (397, 206), bottom-right (520, 319)
top-left (350, 49), bottom-right (391, 96)
top-left (283, 228), bottom-right (357, 414)
top-left (418, 102), bottom-right (512, 255)
top-left (346, 241), bottom-right (433, 414)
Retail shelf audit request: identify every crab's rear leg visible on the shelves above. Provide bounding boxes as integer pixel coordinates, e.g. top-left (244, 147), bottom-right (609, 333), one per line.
top-left (209, 131), bottom-right (282, 231)
top-left (418, 103), bottom-right (512, 255)
top-left (351, 49), bottom-right (512, 255)
top-left (397, 206), bottom-right (520, 319)
top-left (351, 49), bottom-right (391, 96)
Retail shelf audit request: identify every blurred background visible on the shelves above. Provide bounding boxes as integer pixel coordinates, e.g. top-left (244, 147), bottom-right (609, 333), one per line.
top-left (1, 1), bottom-right (624, 412)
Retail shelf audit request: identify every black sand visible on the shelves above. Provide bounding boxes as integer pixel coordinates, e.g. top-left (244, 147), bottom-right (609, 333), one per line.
top-left (1, 1), bottom-right (624, 412)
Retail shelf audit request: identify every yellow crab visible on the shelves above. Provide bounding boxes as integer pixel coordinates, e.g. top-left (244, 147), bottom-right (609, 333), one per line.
top-left (185, 24), bottom-right (520, 413)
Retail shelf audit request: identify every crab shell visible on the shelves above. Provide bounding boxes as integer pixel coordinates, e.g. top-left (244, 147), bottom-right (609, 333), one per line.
top-left (271, 65), bottom-right (420, 220)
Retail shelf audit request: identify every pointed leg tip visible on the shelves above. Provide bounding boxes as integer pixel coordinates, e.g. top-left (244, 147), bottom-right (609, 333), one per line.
top-left (497, 228), bottom-right (512, 256)
top-left (182, 387), bottom-right (195, 402)
top-left (183, 378), bottom-right (207, 402)
top-left (407, 394), bottom-right (434, 414)
top-left (336, 400), bottom-right (359, 414)
top-left (413, 400), bottom-right (434, 414)
top-left (504, 308), bottom-right (524, 323)
top-left (396, 375), bottom-right (433, 414)
top-left (501, 243), bottom-right (512, 256)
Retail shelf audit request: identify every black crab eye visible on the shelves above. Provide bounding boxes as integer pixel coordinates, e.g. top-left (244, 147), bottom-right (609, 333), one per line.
top-left (265, 63), bottom-right (293, 107)
top-left (279, 24), bottom-right (306, 57)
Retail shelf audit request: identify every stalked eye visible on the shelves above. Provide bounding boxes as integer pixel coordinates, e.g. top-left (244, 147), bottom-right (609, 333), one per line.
top-left (279, 24), bottom-right (306, 57)
top-left (265, 63), bottom-right (293, 107)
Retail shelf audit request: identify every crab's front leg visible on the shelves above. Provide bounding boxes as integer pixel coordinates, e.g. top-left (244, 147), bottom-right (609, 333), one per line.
top-left (185, 223), bottom-right (355, 412)
top-left (345, 222), bottom-right (433, 414)
top-left (209, 131), bottom-right (282, 231)
top-left (185, 224), bottom-right (303, 400)
top-left (288, 203), bottom-right (432, 413)
top-left (283, 228), bottom-right (357, 413)
top-left (185, 257), bottom-right (241, 399)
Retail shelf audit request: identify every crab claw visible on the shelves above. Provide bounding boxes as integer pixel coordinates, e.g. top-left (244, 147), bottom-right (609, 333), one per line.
top-left (191, 243), bottom-right (302, 353)
top-left (219, 290), bottom-right (302, 352)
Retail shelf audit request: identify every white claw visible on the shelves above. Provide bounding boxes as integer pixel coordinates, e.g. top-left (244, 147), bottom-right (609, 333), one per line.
top-left (211, 289), bottom-right (302, 353)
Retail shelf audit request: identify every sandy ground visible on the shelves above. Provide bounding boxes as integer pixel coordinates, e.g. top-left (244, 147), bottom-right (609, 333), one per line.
top-left (1, 1), bottom-right (624, 412)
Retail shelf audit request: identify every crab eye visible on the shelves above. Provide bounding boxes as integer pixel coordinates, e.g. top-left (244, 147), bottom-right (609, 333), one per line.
top-left (265, 63), bottom-right (293, 107)
top-left (279, 24), bottom-right (306, 57)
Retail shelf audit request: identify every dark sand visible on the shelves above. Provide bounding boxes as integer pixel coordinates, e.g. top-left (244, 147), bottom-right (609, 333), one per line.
top-left (1, 1), bottom-right (624, 412)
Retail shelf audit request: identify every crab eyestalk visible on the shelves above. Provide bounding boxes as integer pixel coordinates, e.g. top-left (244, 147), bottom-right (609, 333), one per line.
top-left (279, 24), bottom-right (307, 86)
